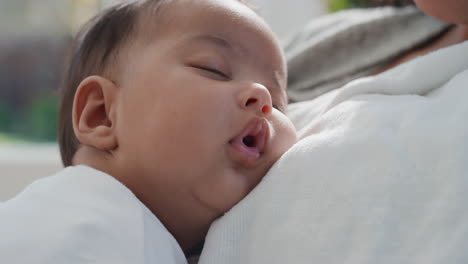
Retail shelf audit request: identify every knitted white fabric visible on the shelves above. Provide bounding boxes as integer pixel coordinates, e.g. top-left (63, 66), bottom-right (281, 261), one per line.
top-left (200, 40), bottom-right (468, 264)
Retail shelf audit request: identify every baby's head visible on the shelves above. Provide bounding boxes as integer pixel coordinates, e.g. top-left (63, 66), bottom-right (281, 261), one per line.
top-left (59, 0), bottom-right (296, 251)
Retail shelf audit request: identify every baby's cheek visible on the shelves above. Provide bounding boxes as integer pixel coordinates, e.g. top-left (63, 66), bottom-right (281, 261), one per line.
top-left (275, 113), bottom-right (298, 156)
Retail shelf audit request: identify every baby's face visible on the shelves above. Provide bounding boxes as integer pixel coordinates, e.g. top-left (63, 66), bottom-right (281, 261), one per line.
top-left (114, 0), bottom-right (297, 217)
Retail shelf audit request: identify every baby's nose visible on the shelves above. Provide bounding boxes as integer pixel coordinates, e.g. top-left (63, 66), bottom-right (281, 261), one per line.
top-left (238, 83), bottom-right (273, 115)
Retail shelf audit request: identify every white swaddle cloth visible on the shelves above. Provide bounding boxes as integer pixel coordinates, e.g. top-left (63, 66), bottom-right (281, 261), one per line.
top-left (199, 41), bottom-right (468, 264)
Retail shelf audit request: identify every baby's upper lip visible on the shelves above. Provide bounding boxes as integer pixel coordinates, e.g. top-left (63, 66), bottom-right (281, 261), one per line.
top-left (228, 117), bottom-right (269, 167)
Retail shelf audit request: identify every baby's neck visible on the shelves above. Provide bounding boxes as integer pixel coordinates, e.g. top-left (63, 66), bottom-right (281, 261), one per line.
top-left (73, 145), bottom-right (215, 253)
top-left (133, 180), bottom-right (216, 252)
top-left (156, 202), bottom-right (214, 252)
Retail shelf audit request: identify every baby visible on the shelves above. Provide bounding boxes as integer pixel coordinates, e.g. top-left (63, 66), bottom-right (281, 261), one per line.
top-left (0, 0), bottom-right (297, 263)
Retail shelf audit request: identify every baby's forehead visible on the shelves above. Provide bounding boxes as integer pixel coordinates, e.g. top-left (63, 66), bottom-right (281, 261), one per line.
top-left (151, 0), bottom-right (286, 77)
top-left (117, 0), bottom-right (287, 98)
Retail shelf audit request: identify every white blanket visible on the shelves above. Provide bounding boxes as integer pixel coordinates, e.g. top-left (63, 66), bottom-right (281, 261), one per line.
top-left (199, 41), bottom-right (468, 264)
top-left (0, 166), bottom-right (187, 264)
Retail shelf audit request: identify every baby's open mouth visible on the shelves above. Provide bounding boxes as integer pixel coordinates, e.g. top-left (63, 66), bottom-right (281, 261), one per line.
top-left (229, 118), bottom-right (268, 162)
top-left (242, 135), bottom-right (256, 148)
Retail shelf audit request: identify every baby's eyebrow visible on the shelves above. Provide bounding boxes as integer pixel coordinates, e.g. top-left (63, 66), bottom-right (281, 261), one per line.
top-left (184, 34), bottom-right (246, 58)
top-left (196, 34), bottom-right (231, 49)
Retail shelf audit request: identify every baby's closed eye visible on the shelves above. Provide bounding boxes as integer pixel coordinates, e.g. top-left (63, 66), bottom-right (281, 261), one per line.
top-left (186, 51), bottom-right (232, 81)
top-left (191, 64), bottom-right (231, 80)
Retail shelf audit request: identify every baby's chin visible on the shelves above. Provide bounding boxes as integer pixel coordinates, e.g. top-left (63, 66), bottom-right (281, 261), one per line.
top-left (203, 144), bottom-right (294, 216)
top-left (225, 144), bottom-right (295, 211)
top-left (231, 159), bottom-right (277, 205)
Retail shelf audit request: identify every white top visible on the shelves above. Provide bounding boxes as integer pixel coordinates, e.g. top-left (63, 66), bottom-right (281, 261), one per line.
top-left (0, 165), bottom-right (187, 264)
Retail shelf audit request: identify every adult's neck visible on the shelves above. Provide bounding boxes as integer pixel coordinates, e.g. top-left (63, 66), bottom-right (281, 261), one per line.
top-left (439, 23), bottom-right (468, 48)
top-left (456, 24), bottom-right (468, 43)
top-left (373, 23), bottom-right (468, 75)
top-left (417, 23), bottom-right (468, 55)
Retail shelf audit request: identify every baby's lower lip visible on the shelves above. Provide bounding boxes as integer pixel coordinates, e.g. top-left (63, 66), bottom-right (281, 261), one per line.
top-left (230, 138), bottom-right (261, 159)
top-left (228, 119), bottom-right (268, 167)
top-left (228, 139), bottom-right (261, 168)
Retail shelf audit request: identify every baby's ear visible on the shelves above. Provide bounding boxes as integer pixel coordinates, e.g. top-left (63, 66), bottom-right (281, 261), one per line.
top-left (72, 76), bottom-right (118, 151)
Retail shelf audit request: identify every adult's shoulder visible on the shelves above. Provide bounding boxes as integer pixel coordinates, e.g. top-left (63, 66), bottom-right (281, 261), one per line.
top-left (284, 6), bottom-right (448, 101)
top-left (283, 5), bottom-right (422, 54)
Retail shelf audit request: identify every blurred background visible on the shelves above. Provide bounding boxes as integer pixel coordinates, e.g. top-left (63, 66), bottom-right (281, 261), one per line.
top-left (0, 0), bottom-right (411, 200)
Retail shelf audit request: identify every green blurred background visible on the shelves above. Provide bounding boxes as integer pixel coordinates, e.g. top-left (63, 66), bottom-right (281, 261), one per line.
top-left (329, 0), bottom-right (414, 12)
top-left (0, 0), bottom-right (102, 143)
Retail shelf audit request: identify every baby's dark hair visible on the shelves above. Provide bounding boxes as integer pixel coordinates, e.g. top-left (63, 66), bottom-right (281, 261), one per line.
top-left (58, 0), bottom-right (173, 166)
top-left (58, 0), bottom-right (254, 167)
